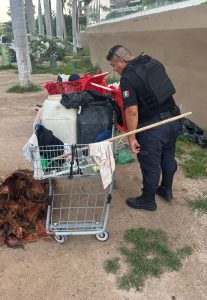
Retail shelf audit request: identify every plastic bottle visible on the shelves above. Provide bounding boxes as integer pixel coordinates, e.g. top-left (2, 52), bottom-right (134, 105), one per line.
top-left (41, 95), bottom-right (77, 144)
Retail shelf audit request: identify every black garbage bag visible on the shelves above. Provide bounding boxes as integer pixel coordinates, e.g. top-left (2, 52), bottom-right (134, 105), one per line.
top-left (181, 118), bottom-right (207, 148)
top-left (77, 104), bottom-right (113, 144)
top-left (61, 90), bottom-right (123, 126)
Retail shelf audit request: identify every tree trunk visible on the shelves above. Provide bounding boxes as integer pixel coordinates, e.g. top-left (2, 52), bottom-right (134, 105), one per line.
top-left (25, 0), bottom-right (35, 35)
top-left (10, 0), bottom-right (32, 87)
top-left (43, 0), bottom-right (52, 39)
top-left (62, 13), bottom-right (67, 40)
top-left (62, 0), bottom-right (67, 40)
top-left (38, 0), bottom-right (44, 35)
top-left (76, 1), bottom-right (80, 46)
top-left (56, 0), bottom-right (63, 40)
top-left (72, 0), bottom-right (78, 53)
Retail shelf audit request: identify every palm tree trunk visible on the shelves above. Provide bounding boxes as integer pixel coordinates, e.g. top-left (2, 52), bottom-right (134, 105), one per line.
top-left (62, 13), bottom-right (67, 40)
top-left (76, 1), bottom-right (80, 46)
top-left (38, 0), bottom-right (44, 35)
top-left (43, 0), bottom-right (52, 39)
top-left (62, 0), bottom-right (67, 40)
top-left (56, 0), bottom-right (63, 40)
top-left (72, 0), bottom-right (78, 53)
top-left (10, 0), bottom-right (32, 87)
top-left (25, 0), bottom-right (35, 35)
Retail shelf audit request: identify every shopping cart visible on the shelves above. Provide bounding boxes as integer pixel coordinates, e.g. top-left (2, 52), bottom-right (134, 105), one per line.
top-left (43, 70), bottom-right (126, 132)
top-left (43, 71), bottom-right (109, 95)
top-left (30, 143), bottom-right (114, 244)
top-left (90, 82), bottom-right (127, 132)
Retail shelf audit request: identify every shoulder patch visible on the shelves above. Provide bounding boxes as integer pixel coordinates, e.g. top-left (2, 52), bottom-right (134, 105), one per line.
top-left (122, 90), bottom-right (130, 99)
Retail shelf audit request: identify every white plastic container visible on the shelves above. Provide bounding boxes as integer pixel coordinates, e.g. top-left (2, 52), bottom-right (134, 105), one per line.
top-left (41, 94), bottom-right (77, 144)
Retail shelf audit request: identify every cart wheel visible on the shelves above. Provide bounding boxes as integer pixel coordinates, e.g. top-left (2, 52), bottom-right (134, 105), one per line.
top-left (54, 235), bottom-right (65, 244)
top-left (96, 231), bottom-right (109, 242)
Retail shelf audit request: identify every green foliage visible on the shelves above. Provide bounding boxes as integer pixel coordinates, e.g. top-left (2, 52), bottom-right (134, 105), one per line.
top-left (32, 64), bottom-right (71, 75)
top-left (73, 47), bottom-right (90, 57)
top-left (29, 35), bottom-right (68, 64)
top-left (45, 39), bottom-right (67, 59)
top-left (0, 21), bottom-right (13, 40)
top-left (64, 15), bottom-right (72, 40)
top-left (0, 65), bottom-right (17, 71)
top-left (32, 57), bottom-right (100, 76)
top-left (176, 134), bottom-right (207, 179)
top-left (105, 228), bottom-right (193, 291)
top-left (6, 83), bottom-right (42, 93)
top-left (188, 193), bottom-right (207, 214)
top-left (105, 76), bottom-right (119, 85)
top-left (29, 36), bottom-right (48, 63)
top-left (104, 258), bottom-right (120, 273)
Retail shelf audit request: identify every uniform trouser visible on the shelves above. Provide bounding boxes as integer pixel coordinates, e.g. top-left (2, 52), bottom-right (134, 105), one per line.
top-left (136, 115), bottom-right (181, 198)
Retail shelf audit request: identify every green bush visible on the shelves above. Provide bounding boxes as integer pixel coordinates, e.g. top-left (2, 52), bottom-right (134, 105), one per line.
top-left (29, 36), bottom-right (68, 64)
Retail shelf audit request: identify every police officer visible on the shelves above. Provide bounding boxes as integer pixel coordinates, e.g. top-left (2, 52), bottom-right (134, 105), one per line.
top-left (106, 45), bottom-right (181, 211)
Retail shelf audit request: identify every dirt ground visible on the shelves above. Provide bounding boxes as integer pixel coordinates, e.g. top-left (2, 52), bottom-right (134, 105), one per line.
top-left (0, 69), bottom-right (207, 300)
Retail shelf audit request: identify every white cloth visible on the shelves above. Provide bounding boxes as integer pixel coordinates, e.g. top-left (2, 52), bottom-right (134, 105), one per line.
top-left (89, 141), bottom-right (115, 189)
top-left (23, 133), bottom-right (44, 179)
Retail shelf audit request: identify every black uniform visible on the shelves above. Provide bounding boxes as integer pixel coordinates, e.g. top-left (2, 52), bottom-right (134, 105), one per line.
top-left (120, 55), bottom-right (181, 199)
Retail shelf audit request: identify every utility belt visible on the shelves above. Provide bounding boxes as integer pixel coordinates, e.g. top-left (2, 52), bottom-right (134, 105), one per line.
top-left (159, 105), bottom-right (180, 120)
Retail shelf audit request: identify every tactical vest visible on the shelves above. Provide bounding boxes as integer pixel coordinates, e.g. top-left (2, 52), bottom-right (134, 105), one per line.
top-left (123, 55), bottom-right (176, 113)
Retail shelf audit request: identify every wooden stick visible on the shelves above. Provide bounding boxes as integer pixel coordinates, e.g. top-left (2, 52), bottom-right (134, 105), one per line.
top-left (48, 112), bottom-right (192, 161)
top-left (107, 112), bottom-right (192, 142)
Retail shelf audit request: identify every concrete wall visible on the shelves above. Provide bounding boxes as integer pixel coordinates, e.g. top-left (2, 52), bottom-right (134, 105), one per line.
top-left (81, 4), bottom-right (207, 128)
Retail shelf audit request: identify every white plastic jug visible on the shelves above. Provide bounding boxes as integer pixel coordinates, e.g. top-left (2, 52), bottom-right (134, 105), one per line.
top-left (41, 94), bottom-right (77, 144)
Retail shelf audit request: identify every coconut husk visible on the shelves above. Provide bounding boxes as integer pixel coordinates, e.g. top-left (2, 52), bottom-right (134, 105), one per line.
top-left (0, 169), bottom-right (51, 248)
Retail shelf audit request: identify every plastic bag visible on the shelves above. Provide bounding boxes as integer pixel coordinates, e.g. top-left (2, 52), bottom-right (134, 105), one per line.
top-left (116, 147), bottom-right (135, 165)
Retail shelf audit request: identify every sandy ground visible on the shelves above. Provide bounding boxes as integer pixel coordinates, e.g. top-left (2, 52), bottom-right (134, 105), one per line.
top-left (0, 69), bottom-right (207, 300)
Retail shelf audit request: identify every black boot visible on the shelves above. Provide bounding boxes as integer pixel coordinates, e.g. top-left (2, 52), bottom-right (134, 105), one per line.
top-left (126, 194), bottom-right (157, 211)
top-left (156, 185), bottom-right (173, 201)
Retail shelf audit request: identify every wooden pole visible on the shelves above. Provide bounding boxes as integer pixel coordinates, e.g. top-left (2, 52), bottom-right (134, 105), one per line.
top-left (107, 112), bottom-right (192, 142)
top-left (49, 112), bottom-right (192, 161)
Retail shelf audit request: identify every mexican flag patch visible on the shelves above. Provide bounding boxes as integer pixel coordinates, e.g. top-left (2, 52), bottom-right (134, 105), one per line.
top-left (123, 90), bottom-right (130, 98)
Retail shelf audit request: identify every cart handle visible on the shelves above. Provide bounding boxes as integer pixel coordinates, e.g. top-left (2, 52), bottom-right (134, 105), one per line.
top-left (90, 82), bottom-right (113, 92)
top-left (92, 72), bottom-right (110, 78)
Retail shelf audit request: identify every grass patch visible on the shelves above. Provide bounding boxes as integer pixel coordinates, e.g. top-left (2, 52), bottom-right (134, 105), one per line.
top-left (104, 258), bottom-right (120, 274)
top-left (74, 47), bottom-right (90, 57)
top-left (188, 193), bottom-right (207, 214)
top-left (32, 62), bottom-right (100, 76)
top-left (176, 134), bottom-right (207, 179)
top-left (32, 65), bottom-right (71, 75)
top-left (105, 228), bottom-right (193, 291)
top-left (0, 64), bottom-right (17, 70)
top-left (177, 246), bottom-right (193, 258)
top-left (7, 83), bottom-right (42, 93)
top-left (183, 150), bottom-right (207, 179)
top-left (105, 76), bottom-right (119, 85)
top-left (176, 135), bottom-right (192, 157)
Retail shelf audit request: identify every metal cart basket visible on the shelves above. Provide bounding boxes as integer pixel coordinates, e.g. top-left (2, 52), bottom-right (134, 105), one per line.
top-left (30, 144), bottom-right (114, 243)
